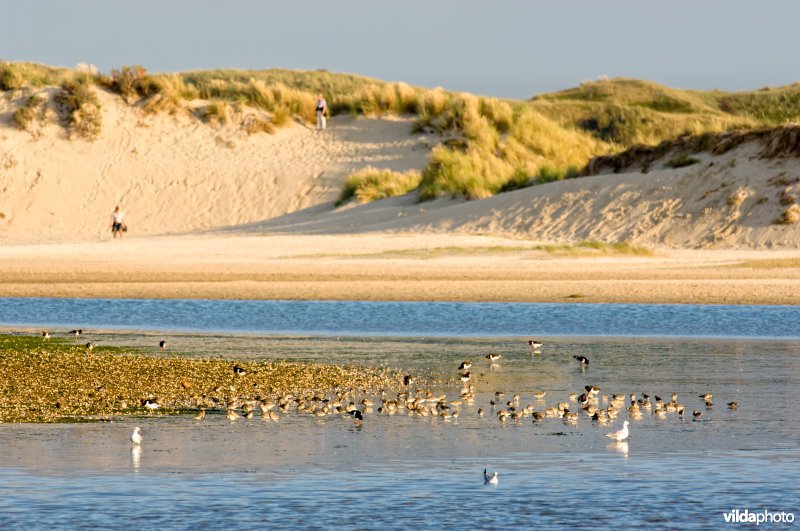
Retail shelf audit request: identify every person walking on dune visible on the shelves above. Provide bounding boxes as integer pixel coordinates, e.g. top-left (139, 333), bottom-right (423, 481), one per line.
top-left (109, 206), bottom-right (127, 238)
top-left (316, 94), bottom-right (328, 130)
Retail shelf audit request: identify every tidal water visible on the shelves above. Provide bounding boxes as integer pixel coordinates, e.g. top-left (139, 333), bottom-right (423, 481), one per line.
top-left (1, 300), bottom-right (799, 529)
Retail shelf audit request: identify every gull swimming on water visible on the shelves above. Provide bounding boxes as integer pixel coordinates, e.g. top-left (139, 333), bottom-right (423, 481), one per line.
top-left (483, 467), bottom-right (499, 485)
top-left (605, 420), bottom-right (629, 442)
top-left (131, 427), bottom-right (142, 446)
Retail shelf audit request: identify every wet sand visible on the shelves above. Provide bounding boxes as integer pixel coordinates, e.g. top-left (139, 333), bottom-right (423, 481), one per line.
top-left (1, 233), bottom-right (799, 304)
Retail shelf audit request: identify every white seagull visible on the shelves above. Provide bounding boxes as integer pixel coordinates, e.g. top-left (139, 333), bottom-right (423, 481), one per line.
top-left (483, 467), bottom-right (499, 485)
top-left (605, 420), bottom-right (629, 442)
top-left (131, 427), bottom-right (142, 446)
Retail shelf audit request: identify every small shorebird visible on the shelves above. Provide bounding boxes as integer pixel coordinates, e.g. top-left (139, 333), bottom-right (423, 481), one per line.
top-left (85, 342), bottom-right (94, 353)
top-left (605, 421), bottom-right (630, 442)
top-left (193, 409), bottom-right (206, 420)
top-left (131, 427), bottom-right (142, 446)
top-left (226, 408), bottom-right (240, 421)
top-left (728, 402), bottom-right (738, 410)
top-left (483, 467), bottom-right (499, 485)
top-left (143, 399), bottom-right (160, 410)
top-left (41, 331), bottom-right (51, 340)
top-left (692, 410), bottom-right (702, 419)
top-left (533, 391), bottom-right (546, 399)
top-left (527, 340), bottom-right (543, 350)
top-left (159, 340), bottom-right (167, 350)
top-left (478, 408), bottom-right (485, 417)
top-left (458, 361), bottom-right (472, 371)
top-left (233, 365), bottom-right (247, 377)
top-left (460, 372), bottom-right (471, 384)
top-left (348, 409), bottom-right (364, 426)
top-left (69, 329), bottom-right (83, 340)
top-left (403, 375), bottom-right (414, 386)
top-left (699, 393), bottom-right (713, 401)
top-left (485, 353), bottom-right (501, 363)
top-left (574, 355), bottom-right (589, 366)
top-left (585, 385), bottom-right (600, 396)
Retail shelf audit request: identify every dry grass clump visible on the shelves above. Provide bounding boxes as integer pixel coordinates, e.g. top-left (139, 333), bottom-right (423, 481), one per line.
top-left (53, 80), bottom-right (102, 140)
top-left (141, 74), bottom-right (188, 115)
top-left (775, 204), bottom-right (800, 224)
top-left (336, 167), bottom-right (422, 206)
top-left (108, 65), bottom-right (156, 103)
top-left (665, 153), bottom-right (700, 169)
top-left (0, 334), bottom-right (402, 423)
top-left (199, 101), bottom-right (230, 125)
top-left (241, 114), bottom-right (275, 135)
top-left (12, 93), bottom-right (45, 131)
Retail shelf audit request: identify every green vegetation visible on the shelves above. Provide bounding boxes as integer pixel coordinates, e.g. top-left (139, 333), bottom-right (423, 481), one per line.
top-left (5, 63), bottom-right (800, 202)
top-left (53, 80), bottom-right (102, 140)
top-left (296, 241), bottom-right (652, 259)
top-left (336, 167), bottom-right (422, 206)
top-left (12, 93), bottom-right (44, 131)
top-left (665, 153), bottom-right (700, 169)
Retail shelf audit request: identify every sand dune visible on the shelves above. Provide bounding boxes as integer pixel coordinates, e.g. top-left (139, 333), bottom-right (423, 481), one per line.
top-left (0, 89), bottom-right (429, 243)
top-left (247, 136), bottom-right (800, 249)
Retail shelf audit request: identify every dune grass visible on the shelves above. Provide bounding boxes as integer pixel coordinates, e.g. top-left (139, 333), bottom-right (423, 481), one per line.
top-left (5, 63), bottom-right (800, 203)
top-left (53, 80), bottom-right (102, 140)
top-left (336, 167), bottom-right (422, 206)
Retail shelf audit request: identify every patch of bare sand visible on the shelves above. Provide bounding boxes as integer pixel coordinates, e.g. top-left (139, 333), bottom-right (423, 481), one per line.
top-left (1, 233), bottom-right (799, 304)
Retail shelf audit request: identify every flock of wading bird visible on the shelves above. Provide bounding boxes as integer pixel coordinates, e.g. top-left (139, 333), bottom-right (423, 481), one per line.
top-left (42, 330), bottom-right (739, 484)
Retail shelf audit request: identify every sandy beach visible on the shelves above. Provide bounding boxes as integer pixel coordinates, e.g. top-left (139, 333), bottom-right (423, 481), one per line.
top-left (1, 233), bottom-right (799, 304)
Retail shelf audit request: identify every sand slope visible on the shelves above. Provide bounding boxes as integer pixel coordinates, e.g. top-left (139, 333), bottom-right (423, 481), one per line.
top-left (0, 89), bottom-right (429, 242)
top-left (253, 138), bottom-right (800, 249)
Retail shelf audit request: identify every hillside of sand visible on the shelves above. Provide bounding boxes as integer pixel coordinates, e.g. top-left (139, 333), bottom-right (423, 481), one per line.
top-left (0, 88), bottom-right (430, 243)
top-left (0, 80), bottom-right (799, 249)
top-left (236, 128), bottom-right (800, 249)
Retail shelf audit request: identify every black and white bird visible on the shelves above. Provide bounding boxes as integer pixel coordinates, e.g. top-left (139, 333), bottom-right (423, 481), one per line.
top-left (403, 375), bottom-right (414, 386)
top-left (458, 361), bottom-right (472, 371)
top-left (159, 340), bottom-right (167, 350)
top-left (69, 329), bottom-right (83, 339)
top-left (233, 365), bottom-right (247, 376)
top-left (85, 342), bottom-right (93, 353)
top-left (131, 427), bottom-right (142, 446)
top-left (348, 409), bottom-right (364, 426)
top-left (41, 331), bottom-right (51, 340)
top-left (485, 353), bottom-right (501, 363)
top-left (460, 372), bottom-right (471, 384)
top-left (573, 355), bottom-right (590, 366)
top-left (483, 467), bottom-right (499, 485)
top-left (527, 340), bottom-right (543, 350)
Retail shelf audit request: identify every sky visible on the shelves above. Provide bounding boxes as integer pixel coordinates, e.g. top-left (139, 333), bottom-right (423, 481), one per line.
top-left (3, 0), bottom-right (799, 99)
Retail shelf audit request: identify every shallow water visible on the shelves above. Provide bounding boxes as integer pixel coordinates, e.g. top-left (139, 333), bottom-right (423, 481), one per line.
top-left (1, 302), bottom-right (799, 529)
top-left (1, 297), bottom-right (800, 338)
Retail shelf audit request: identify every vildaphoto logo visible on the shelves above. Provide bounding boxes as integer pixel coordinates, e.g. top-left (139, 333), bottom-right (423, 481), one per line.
top-left (723, 509), bottom-right (795, 525)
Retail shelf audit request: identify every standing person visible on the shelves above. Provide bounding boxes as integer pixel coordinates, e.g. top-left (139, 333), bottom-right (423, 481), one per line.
top-left (315, 93), bottom-right (327, 130)
top-left (109, 206), bottom-right (126, 238)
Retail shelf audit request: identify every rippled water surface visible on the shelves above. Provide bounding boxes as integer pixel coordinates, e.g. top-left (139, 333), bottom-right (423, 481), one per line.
top-left (1, 301), bottom-right (799, 529)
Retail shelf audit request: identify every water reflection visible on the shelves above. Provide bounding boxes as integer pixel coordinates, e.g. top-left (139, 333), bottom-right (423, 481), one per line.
top-left (131, 446), bottom-right (141, 471)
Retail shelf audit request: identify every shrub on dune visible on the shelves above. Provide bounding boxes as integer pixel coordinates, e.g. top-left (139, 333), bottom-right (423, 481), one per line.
top-left (336, 167), bottom-right (422, 206)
